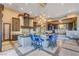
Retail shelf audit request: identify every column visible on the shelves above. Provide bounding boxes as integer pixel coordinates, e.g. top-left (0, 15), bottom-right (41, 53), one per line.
top-left (77, 15), bottom-right (79, 31)
top-left (19, 16), bottom-right (24, 33)
top-left (0, 4), bottom-right (4, 52)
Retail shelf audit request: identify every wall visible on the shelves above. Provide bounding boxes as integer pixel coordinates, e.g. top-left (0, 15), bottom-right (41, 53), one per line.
top-left (2, 7), bottom-right (20, 23)
top-left (2, 7), bottom-right (21, 40)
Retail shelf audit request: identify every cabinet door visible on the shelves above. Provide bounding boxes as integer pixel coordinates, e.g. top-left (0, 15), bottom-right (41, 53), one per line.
top-left (24, 17), bottom-right (29, 26)
top-left (12, 18), bottom-right (20, 31)
top-left (29, 19), bottom-right (33, 27)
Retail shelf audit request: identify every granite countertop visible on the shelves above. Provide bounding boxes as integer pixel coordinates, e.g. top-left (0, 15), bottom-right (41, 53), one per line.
top-left (19, 34), bottom-right (30, 37)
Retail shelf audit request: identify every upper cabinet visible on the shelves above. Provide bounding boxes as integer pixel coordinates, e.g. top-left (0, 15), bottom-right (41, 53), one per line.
top-left (24, 17), bottom-right (29, 26)
top-left (23, 13), bottom-right (29, 26)
top-left (12, 17), bottom-right (20, 31)
top-left (18, 13), bottom-right (34, 29)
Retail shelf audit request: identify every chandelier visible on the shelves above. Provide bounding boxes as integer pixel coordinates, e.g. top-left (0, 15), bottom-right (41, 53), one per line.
top-left (39, 3), bottom-right (47, 8)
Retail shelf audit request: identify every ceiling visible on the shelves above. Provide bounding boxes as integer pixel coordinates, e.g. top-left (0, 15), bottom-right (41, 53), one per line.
top-left (3, 3), bottom-right (79, 18)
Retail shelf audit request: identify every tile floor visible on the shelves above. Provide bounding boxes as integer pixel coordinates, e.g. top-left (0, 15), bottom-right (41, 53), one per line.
top-left (0, 39), bottom-right (79, 56)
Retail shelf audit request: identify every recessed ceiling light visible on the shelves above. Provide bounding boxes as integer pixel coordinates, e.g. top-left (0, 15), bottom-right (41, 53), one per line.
top-left (20, 7), bottom-right (24, 10)
top-left (8, 3), bottom-right (12, 5)
top-left (68, 9), bottom-right (76, 13)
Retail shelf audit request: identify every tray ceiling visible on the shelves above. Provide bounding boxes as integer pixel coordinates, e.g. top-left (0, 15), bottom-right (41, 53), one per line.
top-left (3, 3), bottom-right (79, 18)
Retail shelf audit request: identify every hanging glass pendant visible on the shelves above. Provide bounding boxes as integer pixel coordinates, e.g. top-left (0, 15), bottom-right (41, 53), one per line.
top-left (39, 3), bottom-right (47, 8)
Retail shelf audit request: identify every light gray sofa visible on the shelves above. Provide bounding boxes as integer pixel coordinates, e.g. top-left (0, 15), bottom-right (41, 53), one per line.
top-left (66, 30), bottom-right (79, 39)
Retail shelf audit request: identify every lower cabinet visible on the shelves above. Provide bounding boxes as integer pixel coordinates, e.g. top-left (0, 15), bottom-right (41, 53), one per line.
top-left (12, 35), bottom-right (18, 41)
top-left (18, 35), bottom-right (31, 48)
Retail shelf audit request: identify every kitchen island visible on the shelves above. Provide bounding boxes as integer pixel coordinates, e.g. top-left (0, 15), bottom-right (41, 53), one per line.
top-left (18, 35), bottom-right (31, 48)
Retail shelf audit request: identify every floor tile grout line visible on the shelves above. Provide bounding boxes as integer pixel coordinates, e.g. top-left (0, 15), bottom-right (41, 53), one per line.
top-left (22, 49), bottom-right (37, 56)
top-left (64, 42), bottom-right (77, 46)
top-left (62, 47), bottom-right (79, 53)
top-left (9, 41), bottom-right (55, 56)
top-left (9, 41), bottom-right (60, 56)
top-left (41, 49), bottom-right (56, 56)
top-left (9, 41), bottom-right (39, 56)
top-left (2, 41), bottom-right (14, 52)
top-left (2, 47), bottom-right (14, 52)
top-left (9, 41), bottom-right (23, 56)
top-left (4, 40), bottom-right (79, 56)
top-left (54, 47), bottom-right (61, 56)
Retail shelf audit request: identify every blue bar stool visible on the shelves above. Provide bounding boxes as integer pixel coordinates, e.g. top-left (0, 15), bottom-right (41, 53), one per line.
top-left (48, 34), bottom-right (57, 48)
top-left (29, 34), bottom-right (37, 49)
top-left (34, 35), bottom-right (44, 50)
